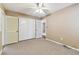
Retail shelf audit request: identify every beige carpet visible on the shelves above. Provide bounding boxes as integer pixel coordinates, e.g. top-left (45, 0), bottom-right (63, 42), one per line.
top-left (2, 38), bottom-right (79, 55)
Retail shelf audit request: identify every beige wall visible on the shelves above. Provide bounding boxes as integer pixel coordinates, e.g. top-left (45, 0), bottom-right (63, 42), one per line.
top-left (0, 4), bottom-right (5, 11)
top-left (0, 4), bottom-right (3, 9)
top-left (46, 4), bottom-right (79, 49)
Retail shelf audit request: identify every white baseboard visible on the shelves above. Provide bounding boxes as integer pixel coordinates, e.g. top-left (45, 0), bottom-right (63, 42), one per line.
top-left (46, 38), bottom-right (79, 52)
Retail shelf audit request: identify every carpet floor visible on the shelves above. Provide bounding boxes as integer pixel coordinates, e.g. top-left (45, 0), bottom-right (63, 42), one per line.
top-left (2, 38), bottom-right (79, 55)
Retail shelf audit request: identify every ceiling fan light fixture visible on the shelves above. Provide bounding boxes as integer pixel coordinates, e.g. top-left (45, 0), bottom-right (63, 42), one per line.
top-left (35, 9), bottom-right (45, 14)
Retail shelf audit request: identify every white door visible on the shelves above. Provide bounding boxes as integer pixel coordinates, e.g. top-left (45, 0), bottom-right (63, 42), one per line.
top-left (19, 17), bottom-right (35, 41)
top-left (6, 16), bottom-right (18, 44)
top-left (35, 20), bottom-right (43, 38)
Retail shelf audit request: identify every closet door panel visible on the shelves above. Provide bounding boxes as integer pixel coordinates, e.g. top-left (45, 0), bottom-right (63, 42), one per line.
top-left (6, 16), bottom-right (18, 44)
top-left (19, 17), bottom-right (35, 41)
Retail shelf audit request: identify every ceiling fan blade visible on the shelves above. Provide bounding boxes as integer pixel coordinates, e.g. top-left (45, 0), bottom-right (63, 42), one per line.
top-left (42, 8), bottom-right (52, 12)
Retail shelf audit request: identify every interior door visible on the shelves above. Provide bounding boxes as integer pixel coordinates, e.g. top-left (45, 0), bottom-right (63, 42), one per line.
top-left (6, 16), bottom-right (18, 44)
top-left (19, 17), bottom-right (35, 41)
top-left (35, 20), bottom-right (43, 38)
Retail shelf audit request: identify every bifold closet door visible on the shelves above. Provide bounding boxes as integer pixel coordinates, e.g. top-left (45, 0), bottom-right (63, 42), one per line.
top-left (6, 16), bottom-right (18, 44)
top-left (19, 17), bottom-right (35, 41)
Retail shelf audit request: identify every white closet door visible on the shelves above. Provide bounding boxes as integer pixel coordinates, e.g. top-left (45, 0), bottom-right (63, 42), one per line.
top-left (6, 16), bottom-right (18, 44)
top-left (35, 20), bottom-right (43, 38)
top-left (19, 17), bottom-right (35, 41)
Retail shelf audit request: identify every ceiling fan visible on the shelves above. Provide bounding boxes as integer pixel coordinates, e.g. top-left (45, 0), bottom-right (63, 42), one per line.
top-left (33, 3), bottom-right (51, 15)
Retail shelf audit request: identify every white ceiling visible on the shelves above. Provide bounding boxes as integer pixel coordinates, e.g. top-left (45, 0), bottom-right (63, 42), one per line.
top-left (3, 3), bottom-right (74, 18)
